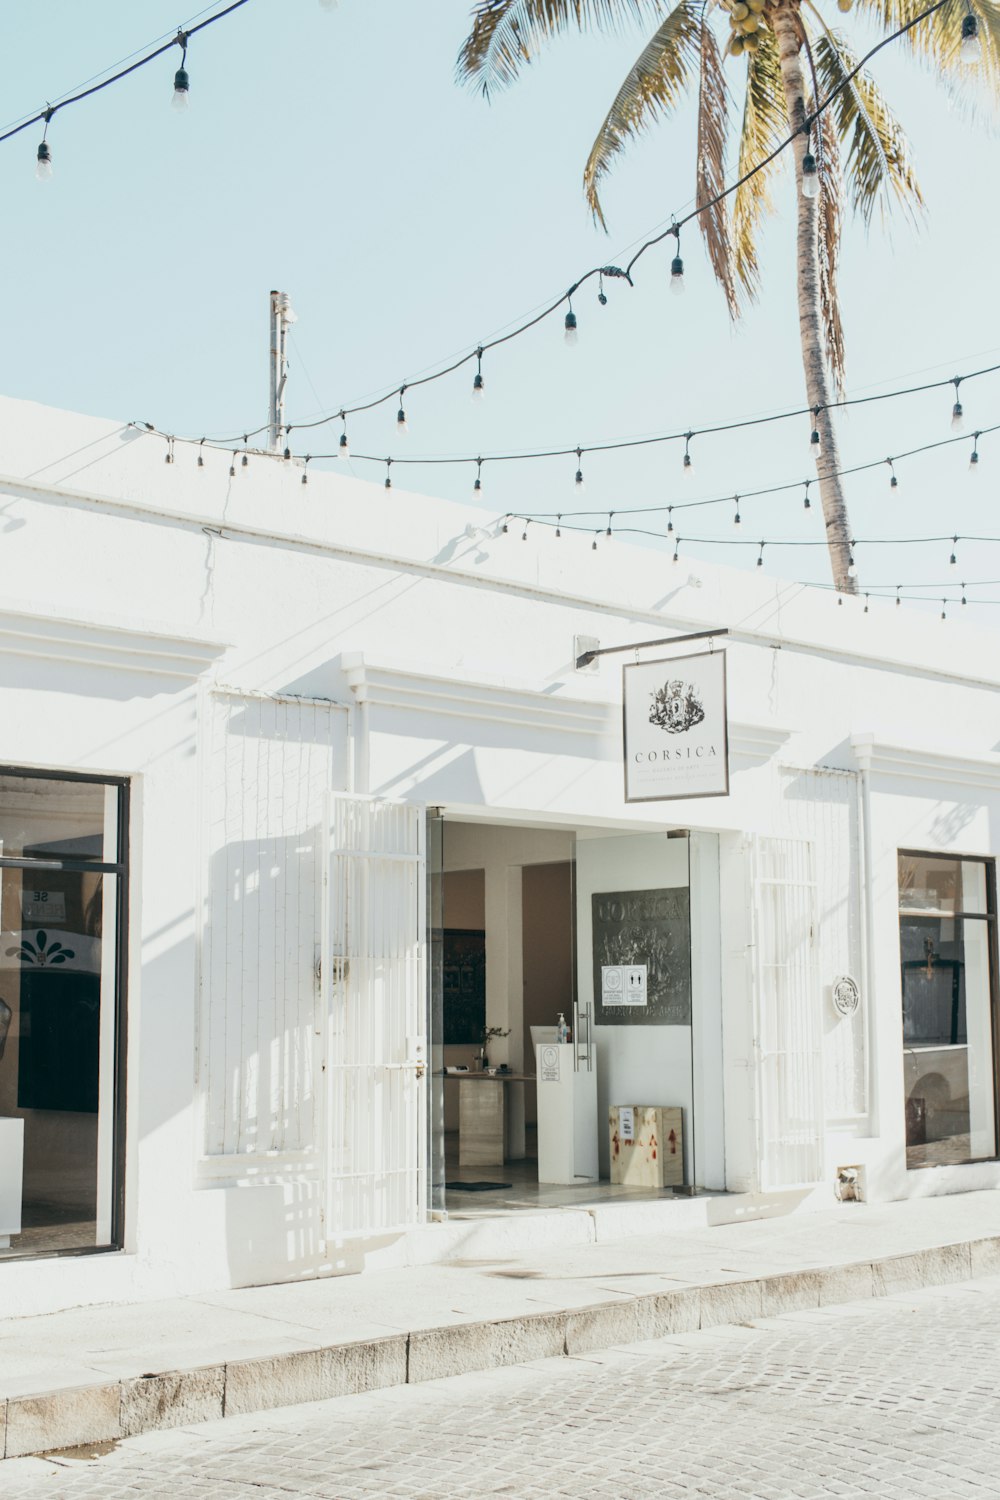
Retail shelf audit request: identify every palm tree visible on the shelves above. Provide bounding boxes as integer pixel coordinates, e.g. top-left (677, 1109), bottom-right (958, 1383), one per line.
top-left (458, 0), bottom-right (991, 593)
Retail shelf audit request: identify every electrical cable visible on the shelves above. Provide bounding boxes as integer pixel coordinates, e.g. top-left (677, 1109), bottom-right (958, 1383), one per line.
top-left (133, 0), bottom-right (954, 448)
top-left (0, 0), bottom-right (252, 147)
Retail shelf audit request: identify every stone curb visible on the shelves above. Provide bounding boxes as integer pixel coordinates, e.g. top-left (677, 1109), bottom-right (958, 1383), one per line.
top-left (4, 1233), bottom-right (1000, 1460)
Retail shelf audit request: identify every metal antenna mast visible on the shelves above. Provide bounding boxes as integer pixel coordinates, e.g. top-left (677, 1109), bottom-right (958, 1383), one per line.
top-left (268, 289), bottom-right (296, 451)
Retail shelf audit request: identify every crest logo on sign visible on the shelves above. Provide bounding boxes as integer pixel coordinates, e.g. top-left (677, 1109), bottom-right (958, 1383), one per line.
top-left (649, 680), bottom-right (705, 735)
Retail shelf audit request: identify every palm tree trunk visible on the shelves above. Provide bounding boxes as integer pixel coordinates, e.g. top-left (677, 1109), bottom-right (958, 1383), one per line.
top-left (770, 4), bottom-right (857, 596)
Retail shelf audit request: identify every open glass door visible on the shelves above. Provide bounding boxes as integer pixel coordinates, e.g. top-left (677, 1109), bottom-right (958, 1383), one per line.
top-left (322, 794), bottom-right (427, 1239)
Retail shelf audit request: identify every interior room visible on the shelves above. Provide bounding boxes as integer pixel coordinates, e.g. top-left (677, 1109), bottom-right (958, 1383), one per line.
top-left (433, 816), bottom-right (708, 1217)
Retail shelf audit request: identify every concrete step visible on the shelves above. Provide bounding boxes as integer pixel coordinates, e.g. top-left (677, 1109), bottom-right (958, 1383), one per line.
top-left (3, 1192), bottom-right (1000, 1460)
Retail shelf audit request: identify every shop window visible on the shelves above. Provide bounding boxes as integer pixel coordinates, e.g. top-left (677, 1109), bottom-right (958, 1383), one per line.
top-left (898, 852), bottom-right (997, 1168)
top-left (0, 770), bottom-right (128, 1258)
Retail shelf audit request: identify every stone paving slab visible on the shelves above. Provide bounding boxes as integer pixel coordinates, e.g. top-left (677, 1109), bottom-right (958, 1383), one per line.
top-left (1, 1190), bottom-right (999, 1460)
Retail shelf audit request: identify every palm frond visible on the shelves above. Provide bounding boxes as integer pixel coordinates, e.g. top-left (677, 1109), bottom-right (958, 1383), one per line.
top-left (581, 0), bottom-right (704, 228)
top-left (817, 107), bottom-right (846, 392)
top-left (731, 21), bottom-right (786, 301)
top-left (811, 29), bottom-right (924, 227)
top-left (458, 0), bottom-right (671, 96)
top-left (695, 22), bottom-right (738, 316)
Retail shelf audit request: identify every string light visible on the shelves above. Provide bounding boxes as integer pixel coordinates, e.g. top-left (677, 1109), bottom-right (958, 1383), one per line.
top-left (241, 437), bottom-right (249, 468)
top-left (474, 458), bottom-right (483, 494)
top-left (396, 387), bottom-right (408, 434)
top-left (951, 377), bottom-right (964, 431)
top-left (555, 515), bottom-right (562, 538)
top-left (950, 536), bottom-right (959, 565)
top-left (756, 543), bottom-right (765, 568)
top-left (672, 540), bottom-right (680, 564)
top-left (472, 348), bottom-right (485, 402)
top-left (197, 439), bottom-right (205, 469)
top-left (606, 513), bottom-right (613, 539)
top-left (338, 413), bottom-right (349, 458)
top-left (501, 516), bottom-right (509, 534)
top-left (564, 298), bottom-right (578, 346)
top-left (384, 459), bottom-right (392, 489)
top-left (164, 437), bottom-right (174, 465)
top-left (301, 456), bottom-right (310, 485)
top-left (803, 481), bottom-right (811, 510)
top-left (941, 599), bottom-right (948, 620)
top-left (574, 448), bottom-right (584, 489)
top-left (962, 586), bottom-right (968, 605)
top-left (667, 507), bottom-right (674, 534)
top-left (522, 520), bottom-right (530, 541)
top-left (733, 497), bottom-right (741, 526)
top-left (35, 109), bottom-right (54, 181)
top-left (683, 433), bottom-right (693, 475)
top-left (801, 150), bottom-right (819, 199)
top-left (896, 587), bottom-right (902, 607)
top-left (669, 227), bottom-right (684, 297)
top-left (597, 273), bottom-right (608, 306)
top-left (172, 32), bottom-right (190, 110)
top-left (961, 10), bottom-right (980, 64)
top-left (810, 409), bottom-right (822, 453)
top-left (887, 458), bottom-right (898, 490)
top-left (848, 549), bottom-right (858, 578)
top-left (970, 434), bottom-right (980, 472)
top-left (592, 530), bottom-right (599, 551)
top-left (229, 450), bottom-right (237, 478)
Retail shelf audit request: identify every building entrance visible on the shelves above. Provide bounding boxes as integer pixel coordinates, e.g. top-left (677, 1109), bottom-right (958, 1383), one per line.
top-left (428, 814), bottom-right (716, 1218)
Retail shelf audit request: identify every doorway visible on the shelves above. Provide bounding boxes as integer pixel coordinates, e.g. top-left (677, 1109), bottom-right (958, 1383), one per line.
top-left (428, 814), bottom-right (714, 1217)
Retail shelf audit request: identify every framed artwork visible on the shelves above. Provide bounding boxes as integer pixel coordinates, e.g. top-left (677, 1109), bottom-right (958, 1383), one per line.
top-left (442, 929), bottom-right (486, 1044)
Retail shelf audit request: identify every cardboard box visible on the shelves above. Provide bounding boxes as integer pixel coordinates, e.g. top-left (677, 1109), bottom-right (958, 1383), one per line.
top-left (609, 1105), bottom-right (683, 1188)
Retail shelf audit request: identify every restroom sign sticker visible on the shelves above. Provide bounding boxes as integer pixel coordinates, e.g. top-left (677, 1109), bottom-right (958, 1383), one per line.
top-left (602, 964), bottom-right (648, 1008)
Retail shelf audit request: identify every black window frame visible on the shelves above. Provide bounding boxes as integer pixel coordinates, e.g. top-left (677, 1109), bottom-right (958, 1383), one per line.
top-left (0, 764), bottom-right (129, 1259)
top-left (898, 848), bottom-right (999, 1171)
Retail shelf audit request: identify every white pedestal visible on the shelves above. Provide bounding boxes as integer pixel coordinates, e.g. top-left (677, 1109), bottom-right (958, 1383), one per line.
top-left (0, 1117), bottom-right (24, 1241)
top-left (536, 1043), bottom-right (598, 1184)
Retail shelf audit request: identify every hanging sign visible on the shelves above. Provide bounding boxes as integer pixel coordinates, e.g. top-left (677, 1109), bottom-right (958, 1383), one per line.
top-left (623, 650), bottom-right (729, 803)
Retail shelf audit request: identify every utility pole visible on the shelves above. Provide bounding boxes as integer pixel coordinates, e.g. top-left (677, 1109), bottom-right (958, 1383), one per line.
top-left (267, 289), bottom-right (296, 451)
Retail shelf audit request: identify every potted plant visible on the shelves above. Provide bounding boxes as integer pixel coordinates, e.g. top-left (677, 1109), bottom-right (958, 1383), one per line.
top-left (478, 1024), bottom-right (510, 1072)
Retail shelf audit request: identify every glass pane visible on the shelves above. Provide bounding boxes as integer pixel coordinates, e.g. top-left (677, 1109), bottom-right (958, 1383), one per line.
top-left (0, 865), bottom-right (117, 1255)
top-left (0, 776), bottom-right (117, 863)
top-left (901, 910), bottom-right (997, 1168)
top-left (899, 854), bottom-right (988, 915)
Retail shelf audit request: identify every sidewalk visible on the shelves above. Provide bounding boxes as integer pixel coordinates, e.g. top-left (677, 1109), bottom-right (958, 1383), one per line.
top-left (2, 1190), bottom-right (999, 1461)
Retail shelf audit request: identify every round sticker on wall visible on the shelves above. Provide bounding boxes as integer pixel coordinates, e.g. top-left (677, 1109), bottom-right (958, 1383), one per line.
top-left (832, 975), bottom-right (861, 1017)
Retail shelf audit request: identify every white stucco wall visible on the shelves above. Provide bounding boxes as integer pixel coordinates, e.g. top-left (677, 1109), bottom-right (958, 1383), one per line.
top-left (2, 394), bottom-right (1000, 1316)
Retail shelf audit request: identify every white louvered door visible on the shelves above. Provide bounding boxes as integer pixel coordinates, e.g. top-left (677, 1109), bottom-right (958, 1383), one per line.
top-left (322, 795), bottom-right (427, 1239)
top-left (750, 836), bottom-right (824, 1190)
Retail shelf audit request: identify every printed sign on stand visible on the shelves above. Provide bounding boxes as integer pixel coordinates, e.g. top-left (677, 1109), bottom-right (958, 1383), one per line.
top-left (623, 650), bottom-right (729, 803)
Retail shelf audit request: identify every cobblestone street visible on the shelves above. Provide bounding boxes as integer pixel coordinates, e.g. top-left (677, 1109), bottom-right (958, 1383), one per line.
top-left (5, 1277), bottom-right (1000, 1499)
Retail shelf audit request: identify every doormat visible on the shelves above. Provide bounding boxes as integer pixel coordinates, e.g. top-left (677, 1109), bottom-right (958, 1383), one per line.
top-left (445, 1181), bottom-right (512, 1192)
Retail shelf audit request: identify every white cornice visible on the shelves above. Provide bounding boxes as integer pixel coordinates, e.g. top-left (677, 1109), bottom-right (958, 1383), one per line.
top-left (0, 604), bottom-right (227, 680)
top-left (851, 732), bottom-right (1000, 789)
top-left (341, 654), bottom-right (791, 763)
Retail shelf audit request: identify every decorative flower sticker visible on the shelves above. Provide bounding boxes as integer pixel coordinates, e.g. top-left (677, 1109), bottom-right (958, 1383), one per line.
top-left (5, 930), bottom-right (75, 967)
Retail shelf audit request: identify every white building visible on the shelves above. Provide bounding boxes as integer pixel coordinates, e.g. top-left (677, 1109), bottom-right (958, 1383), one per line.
top-left (1, 395), bottom-right (998, 1320)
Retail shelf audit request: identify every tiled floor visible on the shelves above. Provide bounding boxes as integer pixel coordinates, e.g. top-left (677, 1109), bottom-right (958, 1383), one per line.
top-left (441, 1133), bottom-right (698, 1216)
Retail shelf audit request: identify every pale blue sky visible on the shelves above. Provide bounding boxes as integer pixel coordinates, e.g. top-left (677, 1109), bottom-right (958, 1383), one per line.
top-left (4, 0), bottom-right (999, 617)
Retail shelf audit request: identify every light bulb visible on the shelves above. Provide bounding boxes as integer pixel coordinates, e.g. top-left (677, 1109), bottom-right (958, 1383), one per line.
top-left (172, 67), bottom-right (190, 109)
top-left (670, 256), bottom-right (684, 296)
top-left (472, 372), bottom-right (485, 402)
top-left (338, 432), bottom-right (349, 459)
top-left (564, 309), bottom-right (578, 345)
top-left (683, 448), bottom-right (692, 476)
top-left (574, 469), bottom-right (584, 489)
top-left (810, 427), bottom-right (821, 453)
top-left (847, 557), bottom-right (857, 578)
top-left (952, 400), bottom-right (964, 431)
top-left (473, 477), bottom-right (482, 494)
top-left (396, 407), bottom-right (408, 433)
top-left (35, 141), bottom-right (52, 180)
top-left (961, 12), bottom-right (980, 65)
top-left (801, 153), bottom-right (819, 199)
top-left (970, 448), bottom-right (980, 472)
